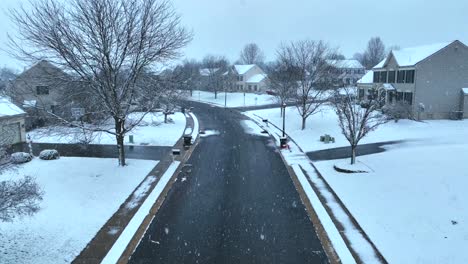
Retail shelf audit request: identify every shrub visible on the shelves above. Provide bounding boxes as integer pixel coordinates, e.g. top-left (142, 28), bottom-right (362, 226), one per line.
top-left (39, 149), bottom-right (60, 160)
top-left (382, 102), bottom-right (413, 122)
top-left (10, 152), bottom-right (33, 164)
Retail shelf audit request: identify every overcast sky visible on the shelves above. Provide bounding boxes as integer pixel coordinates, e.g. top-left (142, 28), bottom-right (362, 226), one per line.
top-left (0, 0), bottom-right (467, 70)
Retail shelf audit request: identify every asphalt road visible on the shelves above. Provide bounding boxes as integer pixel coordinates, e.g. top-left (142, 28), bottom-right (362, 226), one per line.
top-left (307, 141), bottom-right (402, 161)
top-left (129, 101), bottom-right (328, 264)
top-left (9, 142), bottom-right (171, 161)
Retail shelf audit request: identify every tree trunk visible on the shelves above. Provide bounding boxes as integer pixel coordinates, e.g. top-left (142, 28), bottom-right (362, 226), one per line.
top-left (350, 146), bottom-right (356, 165)
top-left (214, 90), bottom-right (217, 99)
top-left (164, 113), bottom-right (168, 123)
top-left (301, 116), bottom-right (306, 130)
top-left (115, 118), bottom-right (126, 166)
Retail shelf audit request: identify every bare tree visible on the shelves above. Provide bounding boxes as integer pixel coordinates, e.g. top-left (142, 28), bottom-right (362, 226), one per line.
top-left (9, 0), bottom-right (192, 166)
top-left (172, 59), bottom-right (201, 96)
top-left (356, 37), bottom-right (386, 70)
top-left (201, 55), bottom-right (229, 99)
top-left (265, 61), bottom-right (297, 116)
top-left (0, 118), bottom-right (43, 222)
top-left (332, 87), bottom-right (389, 164)
top-left (276, 40), bottom-right (335, 130)
top-left (239, 43), bottom-right (265, 65)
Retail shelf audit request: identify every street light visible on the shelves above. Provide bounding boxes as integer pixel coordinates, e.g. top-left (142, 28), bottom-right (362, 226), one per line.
top-left (280, 102), bottom-right (288, 149)
top-left (282, 102), bottom-right (286, 137)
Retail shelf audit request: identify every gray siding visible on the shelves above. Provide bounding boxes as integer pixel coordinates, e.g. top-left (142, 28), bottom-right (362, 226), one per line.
top-left (414, 41), bottom-right (468, 119)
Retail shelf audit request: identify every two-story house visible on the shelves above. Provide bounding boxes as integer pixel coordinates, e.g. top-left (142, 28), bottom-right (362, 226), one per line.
top-left (357, 40), bottom-right (468, 119)
top-left (328, 59), bottom-right (366, 86)
top-left (233, 64), bottom-right (268, 93)
top-left (9, 60), bottom-right (73, 128)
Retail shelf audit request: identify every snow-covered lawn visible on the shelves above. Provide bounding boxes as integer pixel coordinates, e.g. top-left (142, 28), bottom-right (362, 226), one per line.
top-left (244, 105), bottom-right (468, 152)
top-left (245, 105), bottom-right (468, 263)
top-left (315, 141), bottom-right (468, 264)
top-left (187, 90), bottom-right (276, 108)
top-left (0, 157), bottom-right (157, 264)
top-left (28, 112), bottom-right (186, 146)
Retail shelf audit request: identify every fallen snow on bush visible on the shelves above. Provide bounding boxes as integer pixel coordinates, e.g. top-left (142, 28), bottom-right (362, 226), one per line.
top-left (10, 152), bottom-right (33, 164)
top-left (39, 149), bottom-right (60, 160)
top-left (0, 157), bottom-right (157, 264)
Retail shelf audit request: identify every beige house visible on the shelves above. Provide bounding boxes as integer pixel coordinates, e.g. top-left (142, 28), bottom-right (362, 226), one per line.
top-left (9, 60), bottom-right (72, 128)
top-left (357, 40), bottom-right (468, 119)
top-left (0, 96), bottom-right (26, 145)
top-left (233, 64), bottom-right (268, 93)
top-left (10, 60), bottom-right (69, 115)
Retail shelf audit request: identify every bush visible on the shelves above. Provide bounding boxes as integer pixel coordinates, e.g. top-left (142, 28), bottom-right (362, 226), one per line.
top-left (10, 152), bottom-right (33, 164)
top-left (39, 149), bottom-right (60, 160)
top-left (382, 102), bottom-right (413, 122)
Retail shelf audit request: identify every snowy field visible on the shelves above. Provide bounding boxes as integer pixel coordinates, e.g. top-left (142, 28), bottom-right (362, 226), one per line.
top-left (0, 157), bottom-right (157, 264)
top-left (246, 105), bottom-right (468, 263)
top-left (187, 90), bottom-right (276, 108)
top-left (315, 140), bottom-right (468, 264)
top-left (244, 105), bottom-right (468, 152)
top-left (28, 112), bottom-right (186, 146)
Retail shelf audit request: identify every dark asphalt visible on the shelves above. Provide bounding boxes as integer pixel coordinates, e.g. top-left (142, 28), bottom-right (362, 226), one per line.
top-left (129, 101), bottom-right (328, 263)
top-left (307, 141), bottom-right (402, 161)
top-left (9, 142), bottom-right (171, 161)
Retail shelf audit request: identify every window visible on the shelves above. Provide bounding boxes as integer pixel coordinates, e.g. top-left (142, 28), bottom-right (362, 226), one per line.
top-left (396, 91), bottom-right (404, 101)
top-left (248, 85), bottom-right (252, 90)
top-left (388, 71), bottom-right (396, 83)
top-left (50, 105), bottom-right (59, 114)
top-left (36, 86), bottom-right (49, 95)
top-left (254, 85), bottom-right (258, 91)
top-left (380, 71), bottom-right (387, 83)
top-left (373, 71), bottom-right (380, 83)
top-left (238, 75), bottom-right (243, 82)
top-left (388, 91), bottom-right (395, 103)
top-left (404, 92), bottom-right (413, 105)
top-left (358, 88), bottom-right (365, 99)
top-left (405, 70), bottom-right (415, 83)
top-left (397, 70), bottom-right (406, 83)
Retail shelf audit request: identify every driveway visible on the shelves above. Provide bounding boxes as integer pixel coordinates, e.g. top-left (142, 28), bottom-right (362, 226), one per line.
top-left (129, 101), bottom-right (328, 263)
top-left (307, 141), bottom-right (402, 161)
top-left (9, 142), bottom-right (171, 161)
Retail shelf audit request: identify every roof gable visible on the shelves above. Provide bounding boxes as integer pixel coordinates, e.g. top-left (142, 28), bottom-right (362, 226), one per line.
top-left (234, 64), bottom-right (256, 75)
top-left (328, 59), bottom-right (364, 69)
top-left (374, 41), bottom-right (456, 68)
top-left (0, 96), bottom-right (25, 117)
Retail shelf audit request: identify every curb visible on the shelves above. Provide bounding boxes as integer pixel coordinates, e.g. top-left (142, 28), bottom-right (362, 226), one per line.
top-left (72, 112), bottom-right (200, 264)
top-left (245, 113), bottom-right (387, 264)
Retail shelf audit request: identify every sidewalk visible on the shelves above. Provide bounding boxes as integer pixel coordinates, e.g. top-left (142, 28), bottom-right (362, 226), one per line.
top-left (73, 112), bottom-right (200, 264)
top-left (247, 113), bottom-right (387, 264)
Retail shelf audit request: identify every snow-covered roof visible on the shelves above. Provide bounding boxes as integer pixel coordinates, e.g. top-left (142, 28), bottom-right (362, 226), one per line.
top-left (462, 88), bottom-right (468, 94)
top-left (234, 64), bottom-right (256, 75)
top-left (357, 70), bottom-right (373, 84)
top-left (199, 68), bottom-right (219, 76)
top-left (246, 74), bottom-right (267, 83)
top-left (382, 83), bottom-right (395, 91)
top-left (374, 41), bottom-right (454, 68)
top-left (0, 96), bottom-right (25, 117)
top-left (328, 59), bottom-right (364, 69)
top-left (23, 100), bottom-right (37, 108)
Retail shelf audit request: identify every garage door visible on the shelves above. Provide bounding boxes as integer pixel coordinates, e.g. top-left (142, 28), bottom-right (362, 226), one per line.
top-left (0, 122), bottom-right (21, 145)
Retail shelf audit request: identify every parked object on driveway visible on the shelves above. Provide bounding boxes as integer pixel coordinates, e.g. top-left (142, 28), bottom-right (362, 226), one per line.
top-left (39, 149), bottom-right (60, 160)
top-left (10, 152), bottom-right (33, 164)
